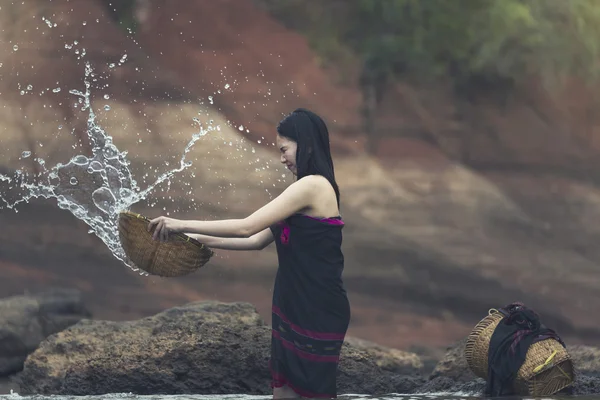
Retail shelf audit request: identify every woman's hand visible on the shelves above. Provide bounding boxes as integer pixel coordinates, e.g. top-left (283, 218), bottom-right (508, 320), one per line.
top-left (148, 216), bottom-right (184, 242)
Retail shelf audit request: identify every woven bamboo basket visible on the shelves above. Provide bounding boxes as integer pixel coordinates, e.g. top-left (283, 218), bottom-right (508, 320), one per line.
top-left (465, 309), bottom-right (575, 396)
top-left (118, 211), bottom-right (214, 277)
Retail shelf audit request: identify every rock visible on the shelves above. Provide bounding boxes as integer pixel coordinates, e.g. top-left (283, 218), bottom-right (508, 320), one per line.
top-left (416, 376), bottom-right (457, 394)
top-left (568, 345), bottom-right (600, 376)
top-left (570, 374), bottom-right (600, 395)
top-left (19, 301), bottom-right (269, 396)
top-left (416, 376), bottom-right (486, 396)
top-left (407, 344), bottom-right (449, 375)
top-left (18, 301), bottom-right (425, 396)
top-left (428, 338), bottom-right (476, 383)
top-left (343, 336), bottom-right (424, 374)
top-left (0, 288), bottom-right (90, 377)
top-left (339, 337), bottom-right (425, 395)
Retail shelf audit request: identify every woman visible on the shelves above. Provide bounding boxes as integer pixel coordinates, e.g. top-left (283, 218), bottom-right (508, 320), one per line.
top-left (148, 108), bottom-right (351, 399)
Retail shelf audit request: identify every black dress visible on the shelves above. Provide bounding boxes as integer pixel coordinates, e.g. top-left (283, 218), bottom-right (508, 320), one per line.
top-left (269, 213), bottom-right (351, 398)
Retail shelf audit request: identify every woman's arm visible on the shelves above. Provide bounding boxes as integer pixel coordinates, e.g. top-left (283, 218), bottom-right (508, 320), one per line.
top-left (149, 175), bottom-right (323, 242)
top-left (186, 228), bottom-right (274, 251)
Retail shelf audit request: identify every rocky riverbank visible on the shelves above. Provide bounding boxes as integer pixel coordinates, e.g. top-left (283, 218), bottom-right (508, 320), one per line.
top-left (14, 301), bottom-right (424, 396)
top-left (0, 289), bottom-right (90, 377)
top-left (1, 291), bottom-right (599, 397)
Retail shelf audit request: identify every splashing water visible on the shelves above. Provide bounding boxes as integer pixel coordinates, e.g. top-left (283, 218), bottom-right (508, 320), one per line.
top-left (0, 62), bottom-right (213, 274)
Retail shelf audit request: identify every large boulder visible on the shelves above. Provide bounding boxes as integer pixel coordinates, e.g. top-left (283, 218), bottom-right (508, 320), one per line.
top-left (0, 288), bottom-right (90, 376)
top-left (18, 301), bottom-right (425, 396)
top-left (423, 339), bottom-right (600, 396)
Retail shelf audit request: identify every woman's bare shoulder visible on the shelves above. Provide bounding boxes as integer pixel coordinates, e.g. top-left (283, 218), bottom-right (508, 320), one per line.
top-left (296, 174), bottom-right (331, 188)
top-left (294, 175), bottom-right (336, 204)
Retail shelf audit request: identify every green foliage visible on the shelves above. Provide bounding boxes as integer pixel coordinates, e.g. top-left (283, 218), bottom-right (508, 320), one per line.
top-left (260, 0), bottom-right (600, 92)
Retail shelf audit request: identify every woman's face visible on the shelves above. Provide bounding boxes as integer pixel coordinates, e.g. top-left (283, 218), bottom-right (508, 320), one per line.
top-left (277, 134), bottom-right (298, 175)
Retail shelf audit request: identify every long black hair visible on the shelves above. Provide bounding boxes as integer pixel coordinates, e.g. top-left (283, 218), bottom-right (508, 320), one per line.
top-left (277, 108), bottom-right (341, 207)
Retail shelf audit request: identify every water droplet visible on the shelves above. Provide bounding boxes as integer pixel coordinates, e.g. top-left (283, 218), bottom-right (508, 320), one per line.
top-left (82, 21), bottom-right (87, 26)
top-left (103, 94), bottom-right (110, 100)
top-left (119, 188), bottom-right (134, 199)
top-left (224, 83), bottom-right (230, 89)
top-left (257, 140), bottom-right (262, 144)
top-left (0, 62), bottom-right (209, 276)
top-left (13, 45), bottom-right (18, 51)
top-left (89, 161), bottom-right (103, 172)
top-left (109, 63), bottom-right (116, 69)
top-left (52, 87), bottom-right (61, 93)
top-left (72, 155), bottom-right (89, 165)
top-left (92, 187), bottom-right (116, 215)
top-left (26, 85), bottom-right (33, 91)
top-left (238, 125), bottom-right (244, 131)
top-left (104, 105), bottom-right (111, 111)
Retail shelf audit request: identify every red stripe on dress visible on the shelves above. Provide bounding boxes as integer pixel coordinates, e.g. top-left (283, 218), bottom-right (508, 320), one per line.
top-left (272, 330), bottom-right (340, 363)
top-left (272, 305), bottom-right (346, 340)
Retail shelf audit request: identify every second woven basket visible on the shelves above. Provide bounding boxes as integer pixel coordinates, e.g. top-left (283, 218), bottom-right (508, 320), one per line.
top-left (464, 309), bottom-right (574, 396)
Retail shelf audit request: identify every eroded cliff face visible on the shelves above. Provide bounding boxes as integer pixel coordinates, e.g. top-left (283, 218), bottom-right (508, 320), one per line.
top-left (131, 0), bottom-right (364, 154)
top-left (1, 0), bottom-right (600, 352)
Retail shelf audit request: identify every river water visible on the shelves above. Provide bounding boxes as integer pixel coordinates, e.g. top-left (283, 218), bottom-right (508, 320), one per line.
top-left (0, 392), bottom-right (598, 400)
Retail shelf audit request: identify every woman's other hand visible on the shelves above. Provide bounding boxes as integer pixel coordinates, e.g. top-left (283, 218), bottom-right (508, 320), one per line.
top-left (148, 216), bottom-right (184, 242)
